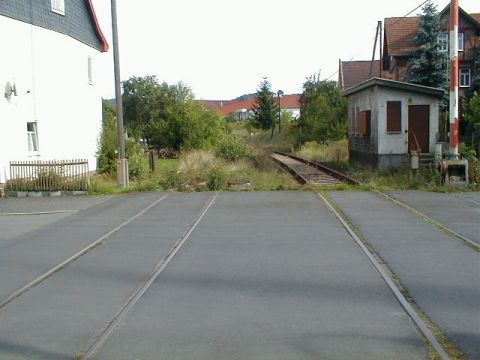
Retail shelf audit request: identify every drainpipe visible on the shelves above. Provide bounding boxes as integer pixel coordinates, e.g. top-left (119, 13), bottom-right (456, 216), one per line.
top-left (449, 0), bottom-right (459, 158)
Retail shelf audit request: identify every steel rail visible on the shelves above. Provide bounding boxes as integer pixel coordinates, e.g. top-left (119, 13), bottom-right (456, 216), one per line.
top-left (78, 192), bottom-right (219, 360)
top-left (270, 155), bottom-right (308, 184)
top-left (318, 192), bottom-right (450, 360)
top-left (454, 193), bottom-right (480, 206)
top-left (0, 193), bottom-right (170, 310)
top-left (273, 151), bottom-right (361, 185)
top-left (0, 210), bottom-right (79, 216)
top-left (377, 191), bottom-right (479, 251)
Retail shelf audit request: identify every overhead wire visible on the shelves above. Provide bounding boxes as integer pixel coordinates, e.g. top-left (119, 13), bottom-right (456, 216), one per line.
top-left (326, 0), bottom-right (429, 81)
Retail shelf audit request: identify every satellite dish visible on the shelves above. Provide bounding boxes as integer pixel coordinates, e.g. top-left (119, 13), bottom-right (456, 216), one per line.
top-left (4, 82), bottom-right (13, 100)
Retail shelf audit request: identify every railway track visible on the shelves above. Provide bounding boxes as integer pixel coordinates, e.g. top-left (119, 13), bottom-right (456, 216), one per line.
top-left (271, 151), bottom-right (360, 186)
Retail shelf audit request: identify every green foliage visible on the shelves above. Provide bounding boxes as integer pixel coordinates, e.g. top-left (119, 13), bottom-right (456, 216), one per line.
top-left (462, 92), bottom-right (480, 135)
top-left (125, 142), bottom-right (149, 179)
top-left (407, 1), bottom-right (448, 101)
top-left (97, 100), bottom-right (118, 174)
top-left (122, 76), bottom-right (226, 151)
top-left (251, 78), bottom-right (278, 130)
top-left (297, 73), bottom-right (347, 144)
top-left (460, 143), bottom-right (479, 187)
top-left (206, 167), bottom-right (228, 190)
top-left (215, 134), bottom-right (255, 162)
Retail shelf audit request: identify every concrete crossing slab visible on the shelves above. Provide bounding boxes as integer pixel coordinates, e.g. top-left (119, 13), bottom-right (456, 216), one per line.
top-left (93, 192), bottom-right (427, 360)
top-left (329, 191), bottom-right (480, 359)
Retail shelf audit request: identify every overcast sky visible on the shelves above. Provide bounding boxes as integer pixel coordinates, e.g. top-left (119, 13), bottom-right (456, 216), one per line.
top-left (92, 0), bottom-right (479, 100)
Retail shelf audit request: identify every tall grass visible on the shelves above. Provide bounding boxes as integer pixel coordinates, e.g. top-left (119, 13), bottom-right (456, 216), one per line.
top-left (296, 139), bottom-right (349, 164)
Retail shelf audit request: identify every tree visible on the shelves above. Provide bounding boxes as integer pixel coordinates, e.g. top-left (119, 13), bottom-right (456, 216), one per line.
top-left (122, 76), bottom-right (225, 151)
top-left (297, 73), bottom-right (347, 144)
top-left (250, 78), bottom-right (278, 133)
top-left (97, 100), bottom-right (118, 173)
top-left (462, 92), bottom-right (480, 136)
top-left (122, 75), bottom-right (160, 145)
top-left (407, 1), bottom-right (448, 91)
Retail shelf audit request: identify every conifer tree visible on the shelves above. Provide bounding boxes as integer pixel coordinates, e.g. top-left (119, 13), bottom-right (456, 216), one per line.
top-left (407, 1), bottom-right (448, 91)
top-left (251, 78), bottom-right (278, 132)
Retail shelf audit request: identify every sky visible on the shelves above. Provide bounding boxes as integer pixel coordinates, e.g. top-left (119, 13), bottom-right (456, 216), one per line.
top-left (92, 0), bottom-right (479, 100)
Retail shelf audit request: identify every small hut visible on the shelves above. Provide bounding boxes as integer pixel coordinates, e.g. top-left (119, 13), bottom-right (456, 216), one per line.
top-left (342, 78), bottom-right (444, 170)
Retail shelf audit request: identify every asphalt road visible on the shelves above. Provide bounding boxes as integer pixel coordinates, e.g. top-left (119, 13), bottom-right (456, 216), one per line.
top-left (329, 191), bottom-right (480, 359)
top-left (386, 190), bottom-right (480, 245)
top-left (92, 191), bottom-right (426, 360)
top-left (0, 191), bottom-right (478, 359)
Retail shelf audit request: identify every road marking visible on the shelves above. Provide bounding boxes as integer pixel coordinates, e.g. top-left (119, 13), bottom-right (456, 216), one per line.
top-left (0, 193), bottom-right (170, 311)
top-left (318, 192), bottom-right (450, 360)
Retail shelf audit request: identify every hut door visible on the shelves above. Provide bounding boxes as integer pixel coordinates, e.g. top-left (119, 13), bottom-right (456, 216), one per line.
top-left (408, 105), bottom-right (430, 153)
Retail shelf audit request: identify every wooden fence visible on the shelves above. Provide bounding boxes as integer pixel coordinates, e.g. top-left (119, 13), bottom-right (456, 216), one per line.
top-left (8, 159), bottom-right (90, 191)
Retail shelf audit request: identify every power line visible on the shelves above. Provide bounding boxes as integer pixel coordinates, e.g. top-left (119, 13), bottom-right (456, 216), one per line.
top-left (326, 0), bottom-right (429, 82)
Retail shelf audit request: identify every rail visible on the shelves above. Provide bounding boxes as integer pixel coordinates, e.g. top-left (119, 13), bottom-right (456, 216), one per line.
top-left (273, 152), bottom-right (361, 185)
top-left (8, 159), bottom-right (90, 191)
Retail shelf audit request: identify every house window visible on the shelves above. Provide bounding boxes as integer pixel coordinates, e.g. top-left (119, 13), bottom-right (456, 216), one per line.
top-left (458, 33), bottom-right (464, 51)
top-left (355, 110), bottom-right (371, 136)
top-left (87, 56), bottom-right (93, 85)
top-left (387, 101), bottom-right (402, 132)
top-left (51, 0), bottom-right (65, 15)
top-left (437, 33), bottom-right (464, 52)
top-left (460, 68), bottom-right (471, 87)
top-left (27, 122), bottom-right (39, 152)
top-left (437, 33), bottom-right (448, 52)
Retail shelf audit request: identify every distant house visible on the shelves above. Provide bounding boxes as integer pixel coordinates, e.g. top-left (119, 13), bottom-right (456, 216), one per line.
top-left (338, 5), bottom-right (479, 93)
top-left (343, 78), bottom-right (444, 170)
top-left (202, 95), bottom-right (301, 121)
top-left (0, 0), bottom-right (108, 183)
top-left (382, 5), bottom-right (480, 95)
top-left (339, 60), bottom-right (381, 90)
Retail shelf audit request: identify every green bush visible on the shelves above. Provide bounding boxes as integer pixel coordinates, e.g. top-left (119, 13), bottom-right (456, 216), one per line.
top-left (207, 167), bottom-right (228, 190)
top-left (215, 134), bottom-right (255, 162)
top-left (97, 100), bottom-right (118, 174)
top-left (126, 142), bottom-right (149, 179)
top-left (159, 169), bottom-right (181, 190)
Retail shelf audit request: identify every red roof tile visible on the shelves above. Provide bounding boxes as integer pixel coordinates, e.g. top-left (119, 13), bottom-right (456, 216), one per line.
top-left (384, 17), bottom-right (419, 56)
top-left (86, 0), bottom-right (109, 52)
top-left (202, 95), bottom-right (300, 116)
top-left (471, 13), bottom-right (480, 23)
top-left (340, 60), bottom-right (381, 90)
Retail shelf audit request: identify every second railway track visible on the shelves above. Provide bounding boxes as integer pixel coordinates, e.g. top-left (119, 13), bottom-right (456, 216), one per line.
top-left (271, 151), bottom-right (360, 186)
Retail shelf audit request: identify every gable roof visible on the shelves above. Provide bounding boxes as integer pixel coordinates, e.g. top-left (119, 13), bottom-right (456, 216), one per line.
top-left (0, 0), bottom-right (108, 52)
top-left (339, 60), bottom-right (381, 90)
top-left (342, 78), bottom-right (445, 98)
top-left (384, 5), bottom-right (479, 57)
top-left (202, 95), bottom-right (301, 116)
top-left (86, 0), bottom-right (109, 52)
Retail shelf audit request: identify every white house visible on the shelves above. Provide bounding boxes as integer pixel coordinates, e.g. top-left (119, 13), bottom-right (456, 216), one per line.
top-left (0, 0), bottom-right (108, 183)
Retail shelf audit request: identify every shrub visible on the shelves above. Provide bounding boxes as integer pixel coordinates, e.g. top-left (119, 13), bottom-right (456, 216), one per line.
top-left (215, 134), bottom-right (255, 162)
top-left (207, 166), bottom-right (228, 190)
top-left (97, 100), bottom-right (118, 174)
top-left (126, 142), bottom-right (149, 179)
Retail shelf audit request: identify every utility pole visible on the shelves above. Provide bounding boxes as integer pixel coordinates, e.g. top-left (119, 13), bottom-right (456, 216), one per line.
top-left (277, 90), bottom-right (284, 133)
top-left (111, 0), bottom-right (129, 187)
top-left (449, 0), bottom-right (459, 158)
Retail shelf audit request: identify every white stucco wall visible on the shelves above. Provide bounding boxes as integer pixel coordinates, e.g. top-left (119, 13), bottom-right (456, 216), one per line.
top-left (347, 85), bottom-right (440, 157)
top-left (0, 15), bottom-right (102, 183)
top-left (375, 87), bottom-right (439, 155)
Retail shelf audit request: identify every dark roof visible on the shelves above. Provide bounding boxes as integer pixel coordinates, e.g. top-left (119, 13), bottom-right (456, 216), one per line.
top-left (342, 78), bottom-right (445, 97)
top-left (384, 6), bottom-right (480, 57)
top-left (0, 0), bottom-right (108, 52)
top-left (339, 60), bottom-right (381, 90)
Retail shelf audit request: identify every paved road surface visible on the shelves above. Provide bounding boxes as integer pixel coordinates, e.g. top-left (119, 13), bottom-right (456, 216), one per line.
top-left (329, 191), bottom-right (480, 359)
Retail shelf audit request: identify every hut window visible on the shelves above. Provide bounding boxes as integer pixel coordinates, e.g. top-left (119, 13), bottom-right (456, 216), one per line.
top-left (355, 110), bottom-right (371, 136)
top-left (387, 101), bottom-right (402, 132)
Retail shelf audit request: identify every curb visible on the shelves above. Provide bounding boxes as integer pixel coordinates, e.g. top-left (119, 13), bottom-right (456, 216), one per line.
top-left (6, 191), bottom-right (87, 198)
